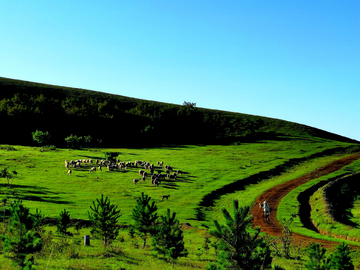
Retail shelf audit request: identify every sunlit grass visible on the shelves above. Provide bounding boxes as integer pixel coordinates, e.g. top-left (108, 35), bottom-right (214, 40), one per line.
top-left (1, 139), bottom-right (359, 269)
top-left (277, 157), bottom-right (360, 246)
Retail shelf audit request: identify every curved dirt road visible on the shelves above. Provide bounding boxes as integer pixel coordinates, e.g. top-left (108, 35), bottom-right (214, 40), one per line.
top-left (251, 152), bottom-right (360, 248)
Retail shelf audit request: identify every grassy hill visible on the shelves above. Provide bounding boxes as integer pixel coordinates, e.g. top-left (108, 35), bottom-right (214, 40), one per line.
top-left (1, 77), bottom-right (360, 269)
top-left (0, 76), bottom-right (357, 147)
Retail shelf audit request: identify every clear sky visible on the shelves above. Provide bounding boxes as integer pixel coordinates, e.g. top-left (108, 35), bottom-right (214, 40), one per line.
top-left (1, 1), bottom-right (359, 141)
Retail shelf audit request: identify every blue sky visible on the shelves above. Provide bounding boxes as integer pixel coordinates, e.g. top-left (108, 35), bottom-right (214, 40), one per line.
top-left (1, 1), bottom-right (359, 140)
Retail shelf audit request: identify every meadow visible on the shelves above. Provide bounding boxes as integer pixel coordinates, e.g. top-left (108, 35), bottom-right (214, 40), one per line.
top-left (1, 136), bottom-right (360, 269)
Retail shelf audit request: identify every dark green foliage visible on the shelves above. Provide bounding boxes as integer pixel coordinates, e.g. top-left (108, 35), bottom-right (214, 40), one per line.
top-left (65, 134), bottom-right (82, 149)
top-left (0, 167), bottom-right (13, 187)
top-left (324, 174), bottom-right (360, 226)
top-left (2, 77), bottom-right (354, 147)
top-left (1, 200), bottom-right (43, 268)
top-left (2, 195), bottom-right (9, 224)
top-left (57, 209), bottom-right (71, 235)
top-left (88, 194), bottom-right (122, 247)
top-left (270, 217), bottom-right (295, 259)
top-left (32, 130), bottom-right (50, 150)
top-left (32, 209), bottom-right (46, 232)
top-left (105, 152), bottom-right (120, 162)
top-left (131, 192), bottom-right (158, 248)
top-left (210, 199), bottom-right (272, 269)
top-left (329, 243), bottom-right (354, 270)
top-left (152, 209), bottom-right (188, 266)
top-left (73, 221), bottom-right (84, 235)
top-left (202, 233), bottom-right (211, 255)
top-left (84, 135), bottom-right (92, 148)
top-left (8, 200), bottom-right (34, 231)
top-left (306, 243), bottom-right (330, 270)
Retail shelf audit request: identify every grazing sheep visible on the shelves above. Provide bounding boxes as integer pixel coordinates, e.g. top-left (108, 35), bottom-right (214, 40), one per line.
top-left (98, 166), bottom-right (102, 171)
top-left (133, 178), bottom-right (140, 185)
top-left (152, 178), bottom-right (161, 186)
top-left (139, 169), bottom-right (144, 176)
top-left (89, 167), bottom-right (96, 173)
top-left (67, 169), bottom-right (72, 176)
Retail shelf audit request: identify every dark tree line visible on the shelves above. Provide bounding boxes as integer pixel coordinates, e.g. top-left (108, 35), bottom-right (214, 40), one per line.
top-left (323, 173), bottom-right (360, 226)
top-left (0, 90), bottom-right (263, 147)
top-left (2, 76), bottom-right (354, 147)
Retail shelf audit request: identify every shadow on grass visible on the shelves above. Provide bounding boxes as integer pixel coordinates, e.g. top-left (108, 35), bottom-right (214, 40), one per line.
top-left (0, 184), bottom-right (72, 205)
top-left (298, 173), bottom-right (360, 231)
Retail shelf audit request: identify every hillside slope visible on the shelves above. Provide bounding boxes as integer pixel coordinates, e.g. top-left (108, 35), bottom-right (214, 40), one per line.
top-left (0, 77), bottom-right (357, 147)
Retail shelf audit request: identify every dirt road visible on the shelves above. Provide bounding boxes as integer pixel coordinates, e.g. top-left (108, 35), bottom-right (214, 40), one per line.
top-left (251, 153), bottom-right (360, 248)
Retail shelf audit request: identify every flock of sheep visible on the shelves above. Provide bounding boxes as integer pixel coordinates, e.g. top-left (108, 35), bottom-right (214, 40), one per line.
top-left (64, 158), bottom-right (183, 187)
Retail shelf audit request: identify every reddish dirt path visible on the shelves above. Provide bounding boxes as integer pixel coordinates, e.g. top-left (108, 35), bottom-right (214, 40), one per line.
top-left (251, 152), bottom-right (360, 248)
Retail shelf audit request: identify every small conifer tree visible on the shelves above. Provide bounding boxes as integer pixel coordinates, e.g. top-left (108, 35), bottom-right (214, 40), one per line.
top-left (329, 242), bottom-right (354, 270)
top-left (2, 200), bottom-right (43, 268)
top-left (56, 209), bottom-right (71, 235)
top-left (131, 192), bottom-right (158, 248)
top-left (152, 209), bottom-right (188, 267)
top-left (209, 199), bottom-right (272, 269)
top-left (88, 194), bottom-right (122, 247)
top-left (306, 243), bottom-right (330, 270)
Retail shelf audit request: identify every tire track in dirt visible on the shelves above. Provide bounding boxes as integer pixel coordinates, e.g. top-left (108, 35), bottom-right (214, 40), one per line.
top-left (251, 152), bottom-right (360, 248)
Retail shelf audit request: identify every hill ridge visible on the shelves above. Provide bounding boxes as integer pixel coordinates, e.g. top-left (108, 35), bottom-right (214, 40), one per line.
top-left (0, 76), bottom-right (358, 147)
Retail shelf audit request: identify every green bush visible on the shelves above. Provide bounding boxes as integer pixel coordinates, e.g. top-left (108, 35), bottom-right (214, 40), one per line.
top-left (330, 243), bottom-right (354, 270)
top-left (57, 209), bottom-right (71, 235)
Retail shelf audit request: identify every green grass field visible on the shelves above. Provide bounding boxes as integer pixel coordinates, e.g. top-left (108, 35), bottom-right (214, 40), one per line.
top-left (1, 138), bottom-right (360, 269)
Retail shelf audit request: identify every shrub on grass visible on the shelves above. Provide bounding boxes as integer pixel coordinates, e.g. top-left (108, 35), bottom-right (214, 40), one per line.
top-left (306, 243), bottom-right (330, 270)
top-left (151, 209), bottom-right (188, 267)
top-left (88, 194), bottom-right (122, 247)
top-left (32, 208), bottom-right (46, 232)
top-left (131, 192), bottom-right (158, 248)
top-left (57, 209), bottom-right (71, 235)
top-left (329, 243), bottom-right (354, 270)
top-left (0, 145), bottom-right (17, 151)
top-left (209, 199), bottom-right (272, 269)
top-left (1, 200), bottom-right (43, 268)
top-left (32, 130), bottom-right (50, 151)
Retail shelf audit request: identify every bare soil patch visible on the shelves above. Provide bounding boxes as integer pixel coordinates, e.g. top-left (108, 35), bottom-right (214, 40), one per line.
top-left (251, 153), bottom-right (360, 248)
